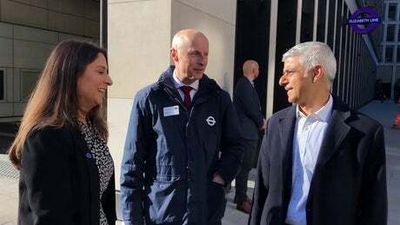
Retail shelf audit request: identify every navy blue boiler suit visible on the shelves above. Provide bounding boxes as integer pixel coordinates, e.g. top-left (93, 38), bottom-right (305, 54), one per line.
top-left (120, 66), bottom-right (244, 225)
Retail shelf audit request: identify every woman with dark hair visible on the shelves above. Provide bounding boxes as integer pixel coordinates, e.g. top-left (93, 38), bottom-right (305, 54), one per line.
top-left (8, 40), bottom-right (115, 225)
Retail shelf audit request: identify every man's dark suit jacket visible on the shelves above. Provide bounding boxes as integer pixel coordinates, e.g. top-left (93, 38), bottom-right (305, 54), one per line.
top-left (233, 77), bottom-right (264, 140)
top-left (18, 126), bottom-right (116, 225)
top-left (249, 98), bottom-right (387, 225)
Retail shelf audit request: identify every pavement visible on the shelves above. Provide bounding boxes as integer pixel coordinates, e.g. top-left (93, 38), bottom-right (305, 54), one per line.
top-left (0, 100), bottom-right (399, 225)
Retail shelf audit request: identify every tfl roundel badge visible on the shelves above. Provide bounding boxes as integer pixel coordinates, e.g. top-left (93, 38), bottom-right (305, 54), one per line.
top-left (206, 116), bottom-right (216, 126)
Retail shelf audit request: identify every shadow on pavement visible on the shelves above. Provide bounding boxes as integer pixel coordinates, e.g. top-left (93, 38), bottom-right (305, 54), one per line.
top-left (0, 122), bottom-right (18, 154)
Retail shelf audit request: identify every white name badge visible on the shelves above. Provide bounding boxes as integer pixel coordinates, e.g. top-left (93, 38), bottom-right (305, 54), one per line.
top-left (163, 105), bottom-right (180, 117)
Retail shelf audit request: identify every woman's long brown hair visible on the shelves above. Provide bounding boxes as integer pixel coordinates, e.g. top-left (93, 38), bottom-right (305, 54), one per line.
top-left (9, 40), bottom-right (109, 169)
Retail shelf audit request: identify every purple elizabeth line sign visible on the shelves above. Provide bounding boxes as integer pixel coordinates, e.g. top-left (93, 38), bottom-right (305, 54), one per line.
top-left (348, 7), bottom-right (381, 34)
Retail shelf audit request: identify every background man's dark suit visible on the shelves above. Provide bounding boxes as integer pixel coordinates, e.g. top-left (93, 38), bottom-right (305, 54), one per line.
top-left (249, 98), bottom-right (387, 225)
top-left (233, 76), bottom-right (264, 210)
top-left (234, 77), bottom-right (264, 141)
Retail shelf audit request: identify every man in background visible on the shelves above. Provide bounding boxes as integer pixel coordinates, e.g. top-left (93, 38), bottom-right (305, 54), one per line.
top-left (233, 60), bottom-right (266, 214)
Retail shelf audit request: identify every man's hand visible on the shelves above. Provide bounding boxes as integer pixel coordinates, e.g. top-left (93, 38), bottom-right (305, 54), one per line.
top-left (212, 173), bottom-right (225, 186)
top-left (260, 118), bottom-right (267, 131)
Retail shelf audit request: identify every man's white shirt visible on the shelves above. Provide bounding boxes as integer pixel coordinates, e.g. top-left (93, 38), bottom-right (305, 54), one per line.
top-left (285, 95), bottom-right (333, 225)
top-left (172, 71), bottom-right (198, 101)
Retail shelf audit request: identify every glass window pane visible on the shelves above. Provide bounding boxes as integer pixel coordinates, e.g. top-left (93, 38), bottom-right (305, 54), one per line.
top-left (0, 70), bottom-right (4, 100)
top-left (387, 24), bottom-right (395, 42)
top-left (386, 46), bottom-right (394, 63)
top-left (388, 3), bottom-right (397, 21)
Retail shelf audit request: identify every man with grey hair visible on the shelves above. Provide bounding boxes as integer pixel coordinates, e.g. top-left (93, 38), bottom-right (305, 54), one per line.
top-left (249, 41), bottom-right (387, 225)
top-left (120, 29), bottom-right (244, 225)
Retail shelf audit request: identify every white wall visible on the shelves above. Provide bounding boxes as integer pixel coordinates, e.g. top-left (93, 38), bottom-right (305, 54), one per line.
top-left (171, 0), bottom-right (236, 94)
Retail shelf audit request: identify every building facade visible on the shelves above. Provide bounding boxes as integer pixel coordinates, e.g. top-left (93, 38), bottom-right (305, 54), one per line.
top-left (0, 0), bottom-right (100, 121)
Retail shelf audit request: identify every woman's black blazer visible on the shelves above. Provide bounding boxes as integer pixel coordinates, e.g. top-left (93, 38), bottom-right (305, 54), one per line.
top-left (18, 126), bottom-right (116, 225)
